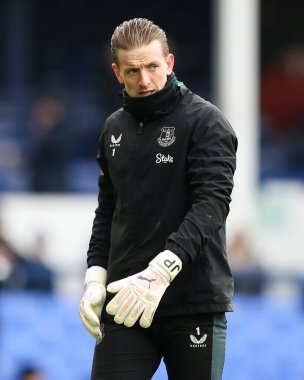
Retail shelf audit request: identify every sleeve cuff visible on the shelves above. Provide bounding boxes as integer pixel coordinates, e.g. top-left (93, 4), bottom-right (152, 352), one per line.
top-left (84, 266), bottom-right (107, 289)
top-left (164, 241), bottom-right (191, 264)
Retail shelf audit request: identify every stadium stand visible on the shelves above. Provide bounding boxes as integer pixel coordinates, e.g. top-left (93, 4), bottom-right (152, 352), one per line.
top-left (0, 291), bottom-right (304, 380)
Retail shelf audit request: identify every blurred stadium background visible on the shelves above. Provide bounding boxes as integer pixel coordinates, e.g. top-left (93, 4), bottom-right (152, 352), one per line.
top-left (1, 0), bottom-right (304, 379)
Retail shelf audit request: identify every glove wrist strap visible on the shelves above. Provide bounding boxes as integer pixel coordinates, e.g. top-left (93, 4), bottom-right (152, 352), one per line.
top-left (149, 250), bottom-right (182, 282)
top-left (84, 266), bottom-right (107, 290)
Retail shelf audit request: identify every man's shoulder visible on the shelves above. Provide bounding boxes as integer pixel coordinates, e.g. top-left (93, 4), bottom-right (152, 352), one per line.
top-left (180, 84), bottom-right (235, 135)
top-left (180, 86), bottom-right (222, 119)
top-left (105, 108), bottom-right (125, 125)
top-left (102, 108), bottom-right (129, 135)
top-left (180, 83), bottom-right (217, 111)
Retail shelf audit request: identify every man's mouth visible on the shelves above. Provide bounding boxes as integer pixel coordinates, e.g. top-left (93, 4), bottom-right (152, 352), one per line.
top-left (138, 90), bottom-right (156, 97)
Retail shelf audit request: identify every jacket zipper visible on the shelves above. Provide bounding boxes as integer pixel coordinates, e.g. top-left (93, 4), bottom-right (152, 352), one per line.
top-left (137, 121), bottom-right (144, 135)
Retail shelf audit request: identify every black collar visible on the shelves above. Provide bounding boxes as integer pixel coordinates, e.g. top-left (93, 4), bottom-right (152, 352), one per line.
top-left (120, 73), bottom-right (180, 121)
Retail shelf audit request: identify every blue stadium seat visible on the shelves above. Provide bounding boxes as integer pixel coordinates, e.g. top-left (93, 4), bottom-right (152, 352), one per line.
top-left (1, 291), bottom-right (304, 380)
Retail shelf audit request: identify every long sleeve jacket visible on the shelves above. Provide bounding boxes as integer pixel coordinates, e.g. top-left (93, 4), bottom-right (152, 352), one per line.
top-left (87, 83), bottom-right (237, 316)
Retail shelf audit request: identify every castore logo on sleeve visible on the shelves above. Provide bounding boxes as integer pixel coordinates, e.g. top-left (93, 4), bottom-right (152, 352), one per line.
top-left (110, 134), bottom-right (122, 157)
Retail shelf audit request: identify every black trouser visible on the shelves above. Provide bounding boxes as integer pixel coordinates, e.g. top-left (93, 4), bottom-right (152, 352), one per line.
top-left (91, 313), bottom-right (227, 380)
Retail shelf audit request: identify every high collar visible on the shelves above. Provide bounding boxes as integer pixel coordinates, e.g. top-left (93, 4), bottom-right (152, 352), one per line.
top-left (120, 73), bottom-right (180, 121)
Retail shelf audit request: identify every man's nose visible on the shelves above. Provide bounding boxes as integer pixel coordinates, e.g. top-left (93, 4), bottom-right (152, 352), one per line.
top-left (139, 70), bottom-right (151, 86)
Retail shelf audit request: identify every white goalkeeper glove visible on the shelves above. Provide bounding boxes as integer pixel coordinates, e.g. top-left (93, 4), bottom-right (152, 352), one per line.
top-left (106, 250), bottom-right (182, 328)
top-left (79, 266), bottom-right (107, 340)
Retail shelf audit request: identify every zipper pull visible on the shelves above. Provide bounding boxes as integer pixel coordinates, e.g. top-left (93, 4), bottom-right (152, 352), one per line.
top-left (138, 122), bottom-right (144, 135)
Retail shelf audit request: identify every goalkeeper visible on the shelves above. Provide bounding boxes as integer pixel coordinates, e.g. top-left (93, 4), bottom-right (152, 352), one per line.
top-left (79, 18), bottom-right (237, 380)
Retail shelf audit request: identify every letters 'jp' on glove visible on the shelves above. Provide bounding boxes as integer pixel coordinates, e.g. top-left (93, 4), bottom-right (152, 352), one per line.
top-left (106, 250), bottom-right (182, 328)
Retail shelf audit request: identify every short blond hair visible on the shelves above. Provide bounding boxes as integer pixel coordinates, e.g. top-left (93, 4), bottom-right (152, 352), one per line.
top-left (111, 18), bottom-right (169, 66)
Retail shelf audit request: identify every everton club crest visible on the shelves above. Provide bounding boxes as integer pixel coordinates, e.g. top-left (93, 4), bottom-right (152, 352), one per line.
top-left (157, 127), bottom-right (176, 147)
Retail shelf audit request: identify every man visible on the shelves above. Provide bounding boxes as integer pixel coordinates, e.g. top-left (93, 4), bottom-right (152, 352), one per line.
top-left (79, 18), bottom-right (237, 380)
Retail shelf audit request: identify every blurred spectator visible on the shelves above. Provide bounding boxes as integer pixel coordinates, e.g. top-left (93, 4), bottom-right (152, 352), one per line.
top-left (17, 366), bottom-right (45, 380)
top-left (228, 231), bottom-right (266, 294)
top-left (261, 45), bottom-right (304, 139)
top-left (0, 237), bottom-right (22, 288)
top-left (22, 232), bottom-right (55, 292)
top-left (260, 45), bottom-right (304, 177)
top-left (0, 235), bottom-right (54, 292)
top-left (26, 94), bottom-right (73, 192)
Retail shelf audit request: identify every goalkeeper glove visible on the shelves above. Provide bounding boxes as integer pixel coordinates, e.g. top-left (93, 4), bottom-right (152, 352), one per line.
top-left (79, 266), bottom-right (107, 340)
top-left (106, 250), bottom-right (182, 328)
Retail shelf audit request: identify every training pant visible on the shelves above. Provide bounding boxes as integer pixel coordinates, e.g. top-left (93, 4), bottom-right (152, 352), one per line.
top-left (91, 313), bottom-right (227, 380)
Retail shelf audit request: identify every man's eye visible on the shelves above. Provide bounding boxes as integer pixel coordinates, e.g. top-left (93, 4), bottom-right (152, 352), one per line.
top-left (149, 64), bottom-right (158, 71)
top-left (127, 68), bottom-right (138, 75)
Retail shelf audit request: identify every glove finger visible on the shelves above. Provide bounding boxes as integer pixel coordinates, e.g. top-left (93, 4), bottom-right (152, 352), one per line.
top-left (139, 303), bottom-right (158, 328)
top-left (79, 310), bottom-right (102, 340)
top-left (124, 300), bottom-right (145, 327)
top-left (107, 277), bottom-right (130, 293)
top-left (114, 291), bottom-right (138, 325)
top-left (79, 300), bottom-right (100, 327)
top-left (90, 288), bottom-right (106, 308)
top-left (106, 287), bottom-right (130, 315)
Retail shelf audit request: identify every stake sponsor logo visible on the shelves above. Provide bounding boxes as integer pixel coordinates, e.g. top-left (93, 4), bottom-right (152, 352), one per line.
top-left (156, 153), bottom-right (174, 164)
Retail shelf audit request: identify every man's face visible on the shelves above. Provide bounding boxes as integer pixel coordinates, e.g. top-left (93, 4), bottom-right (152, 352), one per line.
top-left (112, 40), bottom-right (174, 98)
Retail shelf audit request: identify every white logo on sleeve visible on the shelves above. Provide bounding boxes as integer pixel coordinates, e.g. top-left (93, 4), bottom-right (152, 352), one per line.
top-left (111, 134), bottom-right (122, 144)
top-left (156, 153), bottom-right (174, 164)
top-left (157, 127), bottom-right (176, 147)
top-left (110, 134), bottom-right (122, 156)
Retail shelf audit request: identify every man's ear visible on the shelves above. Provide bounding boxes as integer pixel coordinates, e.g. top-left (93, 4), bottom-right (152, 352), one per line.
top-left (166, 54), bottom-right (174, 75)
top-left (112, 63), bottom-right (124, 84)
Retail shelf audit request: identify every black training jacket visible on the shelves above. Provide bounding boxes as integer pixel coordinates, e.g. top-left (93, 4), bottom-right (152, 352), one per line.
top-left (87, 83), bottom-right (237, 316)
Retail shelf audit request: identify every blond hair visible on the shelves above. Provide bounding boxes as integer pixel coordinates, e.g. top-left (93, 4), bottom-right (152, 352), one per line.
top-left (111, 18), bottom-right (169, 66)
